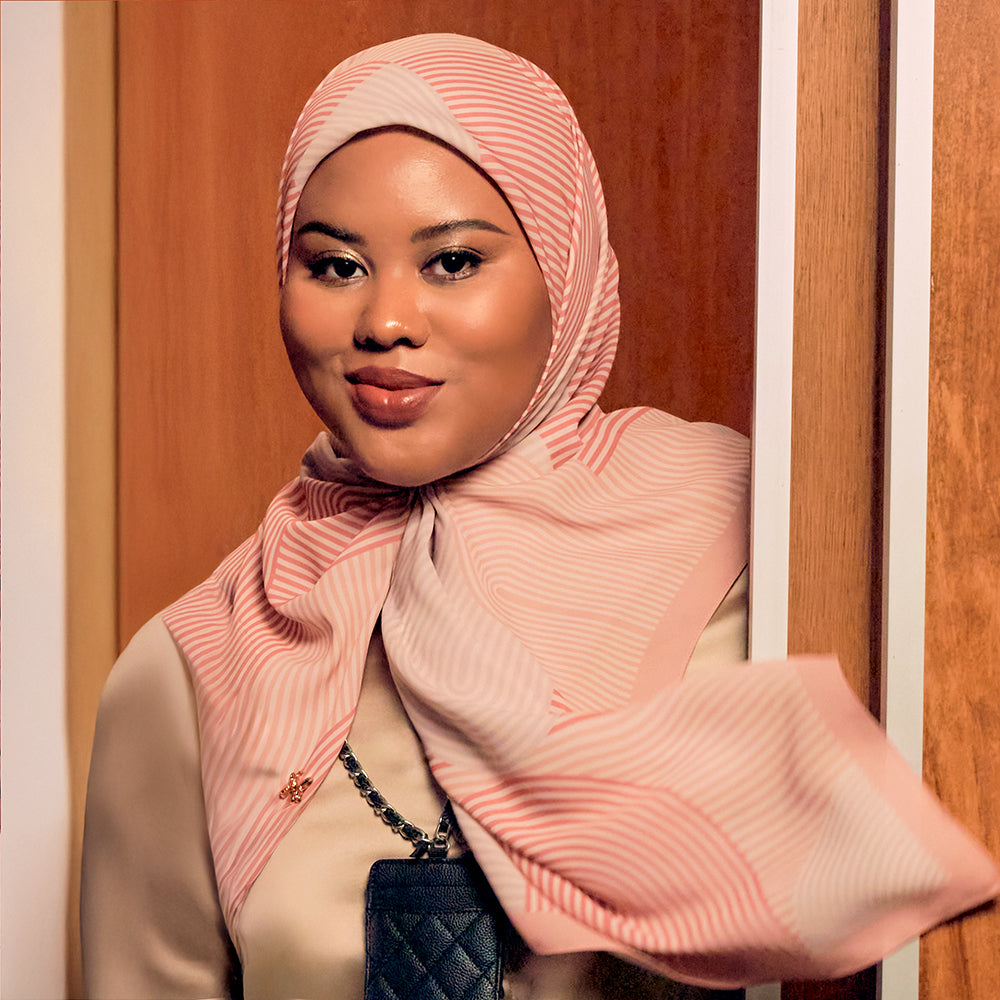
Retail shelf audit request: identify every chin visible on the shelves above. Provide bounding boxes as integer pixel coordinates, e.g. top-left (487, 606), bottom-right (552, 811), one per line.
top-left (343, 428), bottom-right (486, 488)
top-left (365, 468), bottom-right (431, 488)
top-left (358, 454), bottom-right (477, 488)
top-left (351, 452), bottom-right (448, 488)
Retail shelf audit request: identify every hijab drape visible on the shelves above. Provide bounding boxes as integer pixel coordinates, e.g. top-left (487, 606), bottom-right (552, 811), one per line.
top-left (163, 33), bottom-right (998, 988)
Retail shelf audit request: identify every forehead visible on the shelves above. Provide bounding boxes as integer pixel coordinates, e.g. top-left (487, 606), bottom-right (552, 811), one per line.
top-left (295, 130), bottom-right (522, 232)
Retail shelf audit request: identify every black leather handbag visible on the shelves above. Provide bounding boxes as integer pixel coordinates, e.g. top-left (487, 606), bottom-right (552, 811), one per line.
top-left (364, 854), bottom-right (505, 1000)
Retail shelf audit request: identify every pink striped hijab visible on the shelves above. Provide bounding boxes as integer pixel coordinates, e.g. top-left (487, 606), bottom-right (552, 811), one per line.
top-left (163, 34), bottom-right (998, 987)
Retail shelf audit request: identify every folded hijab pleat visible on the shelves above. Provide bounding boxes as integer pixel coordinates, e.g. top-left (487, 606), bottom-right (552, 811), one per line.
top-left (163, 33), bottom-right (998, 988)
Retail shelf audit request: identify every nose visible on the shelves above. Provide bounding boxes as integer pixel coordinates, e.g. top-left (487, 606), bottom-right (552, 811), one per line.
top-left (354, 273), bottom-right (428, 350)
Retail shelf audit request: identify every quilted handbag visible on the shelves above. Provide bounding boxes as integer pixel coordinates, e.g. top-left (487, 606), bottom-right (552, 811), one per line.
top-left (364, 854), bottom-right (505, 1000)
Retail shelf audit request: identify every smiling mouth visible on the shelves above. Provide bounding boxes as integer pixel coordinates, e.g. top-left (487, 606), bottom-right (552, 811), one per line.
top-left (346, 367), bottom-right (443, 426)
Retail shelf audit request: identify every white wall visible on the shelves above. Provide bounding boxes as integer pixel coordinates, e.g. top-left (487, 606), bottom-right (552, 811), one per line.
top-left (1, 3), bottom-right (71, 997)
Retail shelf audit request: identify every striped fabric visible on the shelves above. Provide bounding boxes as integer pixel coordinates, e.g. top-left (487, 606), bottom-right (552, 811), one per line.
top-left (163, 35), bottom-right (998, 988)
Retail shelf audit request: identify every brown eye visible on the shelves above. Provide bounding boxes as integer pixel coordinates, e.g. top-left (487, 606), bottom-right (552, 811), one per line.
top-left (426, 249), bottom-right (482, 280)
top-left (309, 255), bottom-right (366, 282)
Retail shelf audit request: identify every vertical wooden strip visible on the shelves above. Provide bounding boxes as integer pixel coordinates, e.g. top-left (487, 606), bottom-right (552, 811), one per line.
top-left (784, 1), bottom-right (885, 998)
top-left (64, 3), bottom-right (118, 995)
top-left (787, 0), bottom-right (883, 708)
top-left (921, 0), bottom-right (1000, 996)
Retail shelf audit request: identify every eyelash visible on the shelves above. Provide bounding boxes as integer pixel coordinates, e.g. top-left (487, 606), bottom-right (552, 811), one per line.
top-left (306, 254), bottom-right (364, 283)
top-left (425, 249), bottom-right (483, 281)
top-left (305, 248), bottom-right (484, 285)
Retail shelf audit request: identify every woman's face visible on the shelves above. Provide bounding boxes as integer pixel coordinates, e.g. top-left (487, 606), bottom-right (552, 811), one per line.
top-left (281, 130), bottom-right (553, 487)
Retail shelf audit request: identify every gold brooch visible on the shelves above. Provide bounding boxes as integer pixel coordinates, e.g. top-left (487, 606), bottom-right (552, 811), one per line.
top-left (279, 771), bottom-right (312, 803)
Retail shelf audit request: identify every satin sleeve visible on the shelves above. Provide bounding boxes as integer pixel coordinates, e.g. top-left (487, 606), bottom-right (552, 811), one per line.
top-left (81, 615), bottom-right (236, 1000)
top-left (686, 565), bottom-right (748, 673)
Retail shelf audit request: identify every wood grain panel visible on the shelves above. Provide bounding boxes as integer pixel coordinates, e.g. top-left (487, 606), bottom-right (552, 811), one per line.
top-left (64, 4), bottom-right (117, 995)
top-left (117, 0), bottom-right (759, 644)
top-left (785, 3), bottom-right (886, 996)
top-left (786, 4), bottom-right (884, 722)
top-left (921, 0), bottom-right (1000, 995)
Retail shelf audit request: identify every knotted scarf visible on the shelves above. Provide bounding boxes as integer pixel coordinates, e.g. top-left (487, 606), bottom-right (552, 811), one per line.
top-left (163, 33), bottom-right (998, 988)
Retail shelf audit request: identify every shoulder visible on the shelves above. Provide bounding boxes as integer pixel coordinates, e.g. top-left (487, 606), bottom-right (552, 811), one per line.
top-left (90, 615), bottom-right (202, 811)
top-left (95, 615), bottom-right (197, 755)
top-left (580, 407), bottom-right (749, 493)
top-left (626, 408), bottom-right (748, 460)
top-left (100, 614), bottom-right (188, 701)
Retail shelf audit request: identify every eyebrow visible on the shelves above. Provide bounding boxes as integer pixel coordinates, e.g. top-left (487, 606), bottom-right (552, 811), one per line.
top-left (409, 219), bottom-right (511, 242)
top-left (295, 221), bottom-right (364, 244)
top-left (294, 218), bottom-right (511, 245)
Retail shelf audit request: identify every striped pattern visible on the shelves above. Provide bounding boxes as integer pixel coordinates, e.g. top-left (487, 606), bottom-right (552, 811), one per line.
top-left (163, 34), bottom-right (998, 988)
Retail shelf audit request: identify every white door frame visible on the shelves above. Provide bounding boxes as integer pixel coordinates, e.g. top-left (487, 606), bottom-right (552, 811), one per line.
top-left (749, 2), bottom-right (934, 999)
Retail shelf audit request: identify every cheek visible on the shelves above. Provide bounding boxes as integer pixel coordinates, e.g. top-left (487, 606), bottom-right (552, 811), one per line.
top-left (279, 287), bottom-right (311, 361)
top-left (280, 283), bottom-right (351, 362)
top-left (280, 291), bottom-right (340, 410)
top-left (475, 309), bottom-right (551, 437)
top-left (506, 286), bottom-right (553, 387)
top-left (472, 272), bottom-right (551, 365)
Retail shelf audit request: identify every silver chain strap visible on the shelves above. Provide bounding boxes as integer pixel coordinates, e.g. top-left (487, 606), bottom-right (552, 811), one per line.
top-left (339, 741), bottom-right (457, 858)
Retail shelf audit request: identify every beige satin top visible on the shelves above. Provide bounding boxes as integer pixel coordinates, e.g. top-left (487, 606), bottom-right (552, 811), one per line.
top-left (82, 569), bottom-right (747, 1000)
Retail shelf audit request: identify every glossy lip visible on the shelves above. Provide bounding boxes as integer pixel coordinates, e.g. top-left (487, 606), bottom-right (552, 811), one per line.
top-left (346, 366), bottom-right (443, 427)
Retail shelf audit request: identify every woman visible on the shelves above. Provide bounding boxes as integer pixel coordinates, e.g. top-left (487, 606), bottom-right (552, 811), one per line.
top-left (82, 33), bottom-right (998, 1000)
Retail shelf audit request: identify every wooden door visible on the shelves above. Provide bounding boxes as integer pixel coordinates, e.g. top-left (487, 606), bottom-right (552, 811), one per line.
top-left (115, 0), bottom-right (759, 642)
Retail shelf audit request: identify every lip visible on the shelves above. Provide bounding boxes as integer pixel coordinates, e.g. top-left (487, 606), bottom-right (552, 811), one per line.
top-left (346, 367), bottom-right (443, 427)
